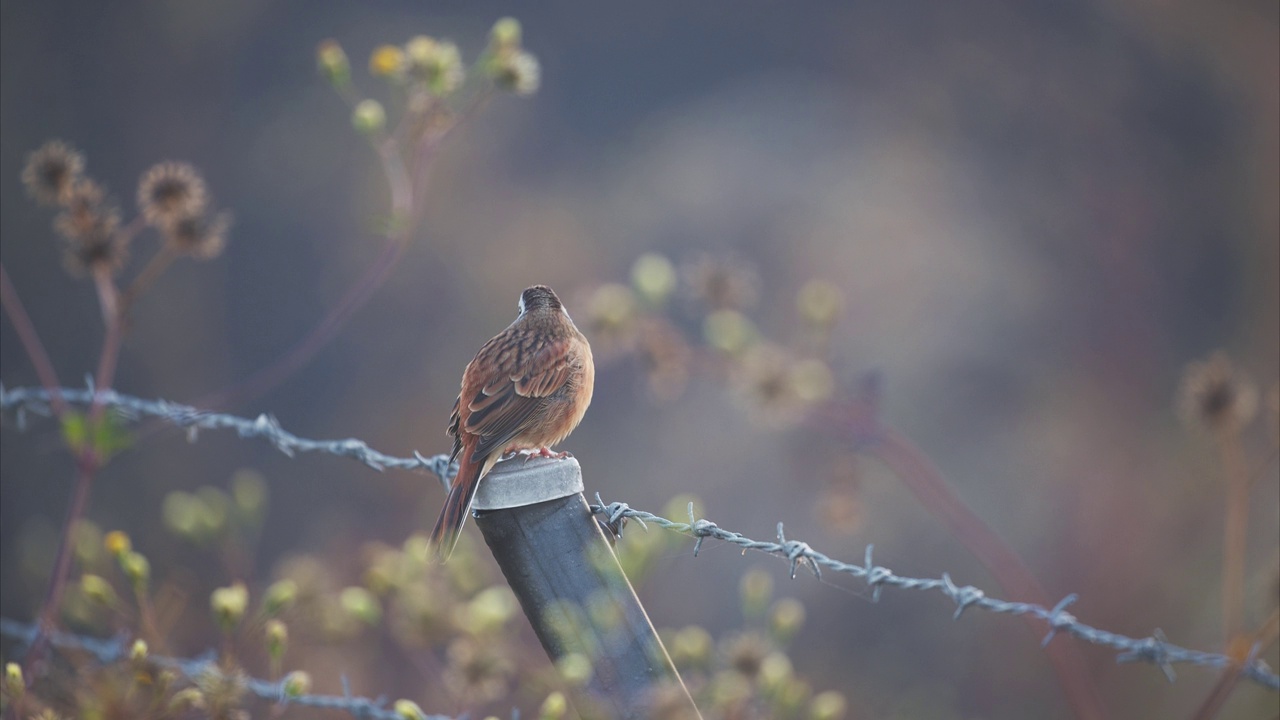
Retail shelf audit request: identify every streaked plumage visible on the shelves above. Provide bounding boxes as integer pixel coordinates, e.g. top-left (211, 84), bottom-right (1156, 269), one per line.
top-left (429, 285), bottom-right (594, 561)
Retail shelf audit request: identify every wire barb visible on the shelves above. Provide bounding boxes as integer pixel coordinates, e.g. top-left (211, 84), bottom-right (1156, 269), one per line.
top-left (586, 494), bottom-right (1280, 691)
top-left (0, 618), bottom-right (459, 720)
top-left (4, 385), bottom-right (1278, 693)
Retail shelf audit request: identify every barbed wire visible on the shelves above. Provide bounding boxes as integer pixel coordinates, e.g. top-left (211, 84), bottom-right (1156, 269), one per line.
top-left (0, 383), bottom-right (456, 487)
top-left (587, 499), bottom-right (1280, 690)
top-left (2, 384), bottom-right (1278, 692)
top-left (0, 618), bottom-right (456, 720)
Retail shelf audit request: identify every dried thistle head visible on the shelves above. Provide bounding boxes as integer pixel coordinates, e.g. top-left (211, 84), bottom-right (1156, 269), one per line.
top-left (581, 283), bottom-right (640, 357)
top-left (405, 36), bottom-right (463, 96)
top-left (684, 254), bottom-right (759, 311)
top-left (53, 180), bottom-right (127, 276)
top-left (491, 51), bottom-right (540, 95)
top-left (482, 18), bottom-right (540, 96)
top-left (193, 666), bottom-right (247, 719)
top-left (137, 162), bottom-right (208, 228)
top-left (1177, 352), bottom-right (1258, 435)
top-left (22, 140), bottom-right (84, 205)
top-left (54, 179), bottom-right (106, 238)
top-left (638, 318), bottom-right (692, 403)
top-left (442, 637), bottom-right (512, 703)
top-left (731, 344), bottom-right (816, 427)
top-left (721, 632), bottom-right (772, 681)
top-left (162, 211), bottom-right (231, 260)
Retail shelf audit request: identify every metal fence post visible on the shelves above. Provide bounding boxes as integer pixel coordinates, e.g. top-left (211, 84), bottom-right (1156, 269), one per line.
top-left (472, 455), bottom-right (701, 720)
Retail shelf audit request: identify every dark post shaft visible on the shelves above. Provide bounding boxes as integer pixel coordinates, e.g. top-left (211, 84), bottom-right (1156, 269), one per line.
top-left (471, 457), bottom-right (699, 719)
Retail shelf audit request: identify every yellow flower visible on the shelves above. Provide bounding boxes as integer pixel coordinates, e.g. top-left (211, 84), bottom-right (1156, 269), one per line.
top-left (369, 45), bottom-right (406, 78)
top-left (104, 530), bottom-right (131, 557)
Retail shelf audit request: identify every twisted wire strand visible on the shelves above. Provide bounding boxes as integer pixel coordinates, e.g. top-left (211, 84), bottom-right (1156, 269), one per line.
top-left (2, 384), bottom-right (1277, 691)
top-left (0, 618), bottom-right (452, 720)
top-left (587, 498), bottom-right (1280, 690)
top-left (0, 383), bottom-right (456, 484)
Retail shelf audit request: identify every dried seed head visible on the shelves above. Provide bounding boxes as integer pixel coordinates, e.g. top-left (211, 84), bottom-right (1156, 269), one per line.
top-left (685, 254), bottom-right (760, 311)
top-left (130, 639), bottom-right (149, 662)
top-left (670, 625), bottom-right (713, 668)
top-left (265, 619), bottom-right (288, 661)
top-left (194, 665), bottom-right (247, 714)
top-left (1177, 352), bottom-right (1258, 435)
top-left (352, 99), bottom-right (387, 135)
top-left (443, 637), bottom-right (512, 703)
top-left (539, 691), bottom-right (568, 719)
top-left (406, 36), bottom-right (463, 96)
top-left (80, 573), bottom-right (119, 606)
top-left (722, 632), bottom-right (772, 680)
top-left (769, 598), bottom-right (806, 642)
top-left (281, 670), bottom-right (311, 698)
top-left (732, 344), bottom-right (811, 426)
top-left (637, 318), bottom-right (691, 403)
top-left (810, 690), bottom-right (849, 720)
top-left (316, 39), bottom-right (351, 88)
top-left (137, 162), bottom-right (208, 227)
top-left (211, 581), bottom-right (250, 631)
top-left (339, 585), bottom-right (382, 625)
top-left (797, 279), bottom-right (844, 327)
top-left (489, 18), bottom-right (523, 53)
top-left (163, 211), bottom-right (231, 260)
top-left (54, 182), bottom-right (126, 276)
top-left (491, 51), bottom-right (540, 95)
top-left (53, 179), bottom-right (108, 239)
top-left (394, 699), bottom-right (426, 720)
top-left (120, 551), bottom-right (150, 588)
top-left (632, 253), bottom-right (677, 305)
top-left (22, 140), bottom-right (84, 205)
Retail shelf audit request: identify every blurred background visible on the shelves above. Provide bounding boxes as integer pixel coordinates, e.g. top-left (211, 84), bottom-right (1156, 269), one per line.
top-left (2, 1), bottom-right (1277, 718)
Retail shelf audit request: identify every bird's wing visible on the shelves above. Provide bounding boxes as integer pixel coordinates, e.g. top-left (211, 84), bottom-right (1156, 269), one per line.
top-left (461, 335), bottom-right (577, 462)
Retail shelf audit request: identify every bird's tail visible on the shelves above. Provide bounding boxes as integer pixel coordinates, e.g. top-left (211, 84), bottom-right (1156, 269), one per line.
top-left (429, 453), bottom-right (494, 562)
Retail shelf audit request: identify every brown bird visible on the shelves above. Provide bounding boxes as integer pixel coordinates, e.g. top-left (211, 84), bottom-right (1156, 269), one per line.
top-left (430, 285), bottom-right (595, 561)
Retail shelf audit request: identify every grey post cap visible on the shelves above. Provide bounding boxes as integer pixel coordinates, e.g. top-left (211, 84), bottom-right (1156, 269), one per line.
top-left (472, 454), bottom-right (584, 510)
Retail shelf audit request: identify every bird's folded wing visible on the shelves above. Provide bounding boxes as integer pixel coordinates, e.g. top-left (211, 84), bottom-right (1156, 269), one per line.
top-left (464, 337), bottom-right (576, 462)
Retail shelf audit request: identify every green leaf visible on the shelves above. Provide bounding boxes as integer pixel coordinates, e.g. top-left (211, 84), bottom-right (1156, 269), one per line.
top-left (91, 411), bottom-right (132, 459)
top-left (61, 412), bottom-right (88, 453)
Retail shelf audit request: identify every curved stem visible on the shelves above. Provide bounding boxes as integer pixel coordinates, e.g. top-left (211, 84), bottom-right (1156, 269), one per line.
top-left (193, 125), bottom-right (419, 413)
top-left (1218, 428), bottom-right (1250, 646)
top-left (0, 264), bottom-right (68, 418)
top-left (1191, 607), bottom-right (1280, 720)
top-left (194, 236), bottom-right (408, 412)
top-left (90, 269), bottom-right (123, 420)
top-left (26, 456), bottom-right (98, 673)
top-left (119, 245), bottom-right (177, 315)
top-left (20, 269), bottom-right (125, 677)
top-left (870, 428), bottom-right (1107, 720)
top-left (815, 392), bottom-right (1108, 720)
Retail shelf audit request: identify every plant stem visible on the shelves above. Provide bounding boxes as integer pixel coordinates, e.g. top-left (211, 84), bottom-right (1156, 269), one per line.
top-left (0, 264), bottom-right (69, 418)
top-left (26, 455), bottom-right (98, 674)
top-left (1190, 607), bottom-right (1280, 720)
top-left (189, 122), bottom-right (422, 414)
top-left (119, 245), bottom-right (177, 315)
top-left (195, 236), bottom-right (408, 412)
top-left (1218, 427), bottom-right (1250, 646)
top-left (90, 268), bottom-right (124, 420)
top-left (19, 269), bottom-right (126, 678)
top-left (816, 392), bottom-right (1107, 720)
